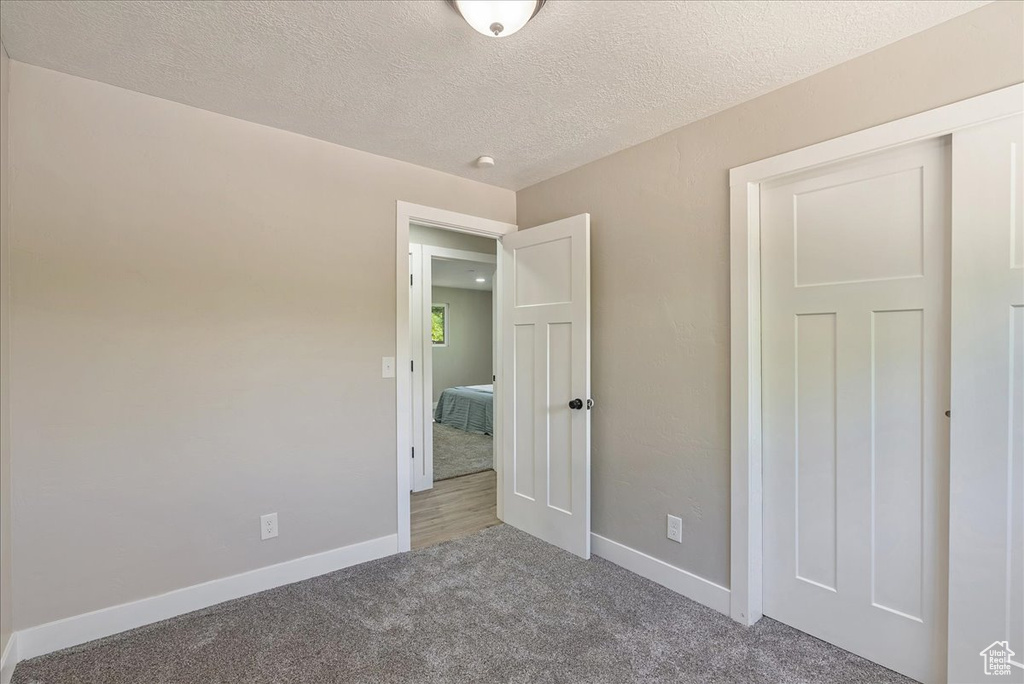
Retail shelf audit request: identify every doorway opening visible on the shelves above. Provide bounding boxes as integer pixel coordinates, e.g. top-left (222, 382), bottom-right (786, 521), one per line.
top-left (409, 226), bottom-right (500, 549)
top-left (394, 202), bottom-right (516, 553)
top-left (395, 202), bottom-right (593, 560)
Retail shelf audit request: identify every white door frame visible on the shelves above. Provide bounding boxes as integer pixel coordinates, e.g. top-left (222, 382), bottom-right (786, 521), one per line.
top-left (409, 242), bottom-right (425, 491)
top-left (396, 201), bottom-right (515, 552)
top-left (728, 83), bottom-right (1024, 627)
top-left (411, 244), bottom-right (497, 492)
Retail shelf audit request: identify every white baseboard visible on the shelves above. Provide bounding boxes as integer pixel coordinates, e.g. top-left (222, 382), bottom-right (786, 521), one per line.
top-left (14, 533), bottom-right (398, 663)
top-left (1, 632), bottom-right (17, 684)
top-left (8, 532), bottom-right (721, 674)
top-left (591, 533), bottom-right (731, 616)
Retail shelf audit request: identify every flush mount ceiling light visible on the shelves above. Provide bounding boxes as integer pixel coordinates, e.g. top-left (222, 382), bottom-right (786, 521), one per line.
top-left (447, 0), bottom-right (546, 38)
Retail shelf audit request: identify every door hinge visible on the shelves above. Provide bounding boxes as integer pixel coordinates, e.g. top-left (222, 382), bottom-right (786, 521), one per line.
top-left (411, 360), bottom-right (414, 372)
top-left (410, 274), bottom-right (413, 286)
top-left (412, 446), bottom-right (415, 459)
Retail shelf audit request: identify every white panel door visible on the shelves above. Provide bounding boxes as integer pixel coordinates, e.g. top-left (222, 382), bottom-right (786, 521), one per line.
top-left (501, 214), bottom-right (591, 558)
top-left (947, 114), bottom-right (1024, 684)
top-left (762, 139), bottom-right (950, 683)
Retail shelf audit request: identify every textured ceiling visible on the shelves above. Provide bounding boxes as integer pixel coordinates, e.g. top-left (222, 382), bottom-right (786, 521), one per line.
top-left (0, 0), bottom-right (987, 189)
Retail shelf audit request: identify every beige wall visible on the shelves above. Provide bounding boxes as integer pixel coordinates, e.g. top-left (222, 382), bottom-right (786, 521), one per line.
top-left (1, 40), bottom-right (13, 657)
top-left (7, 62), bottom-right (514, 629)
top-left (431, 286), bottom-right (493, 403)
top-left (517, 1), bottom-right (1024, 588)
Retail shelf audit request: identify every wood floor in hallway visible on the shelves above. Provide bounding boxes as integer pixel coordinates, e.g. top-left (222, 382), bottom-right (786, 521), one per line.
top-left (411, 469), bottom-right (500, 549)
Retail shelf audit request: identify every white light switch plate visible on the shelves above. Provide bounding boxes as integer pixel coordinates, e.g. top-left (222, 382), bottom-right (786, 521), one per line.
top-left (667, 514), bottom-right (682, 543)
top-left (382, 356), bottom-right (396, 378)
top-left (261, 513), bottom-right (278, 540)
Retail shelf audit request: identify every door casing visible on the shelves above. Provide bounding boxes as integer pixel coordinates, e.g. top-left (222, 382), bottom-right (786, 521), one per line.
top-left (395, 202), bottom-right (515, 552)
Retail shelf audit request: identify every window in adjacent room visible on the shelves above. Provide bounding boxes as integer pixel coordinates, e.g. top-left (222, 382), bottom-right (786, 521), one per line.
top-left (431, 303), bottom-right (449, 347)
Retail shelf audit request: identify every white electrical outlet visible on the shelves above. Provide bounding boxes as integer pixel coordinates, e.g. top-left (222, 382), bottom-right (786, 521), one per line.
top-left (260, 512), bottom-right (278, 540)
top-left (667, 514), bottom-right (682, 543)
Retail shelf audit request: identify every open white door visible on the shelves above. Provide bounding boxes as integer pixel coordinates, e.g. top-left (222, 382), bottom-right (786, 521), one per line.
top-left (500, 214), bottom-right (591, 558)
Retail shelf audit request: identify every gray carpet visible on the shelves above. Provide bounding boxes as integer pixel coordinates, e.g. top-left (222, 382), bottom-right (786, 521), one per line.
top-left (13, 525), bottom-right (911, 684)
top-left (432, 421), bottom-right (492, 481)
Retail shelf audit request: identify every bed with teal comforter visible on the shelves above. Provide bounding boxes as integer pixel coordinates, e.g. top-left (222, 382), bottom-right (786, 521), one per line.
top-left (434, 384), bottom-right (493, 435)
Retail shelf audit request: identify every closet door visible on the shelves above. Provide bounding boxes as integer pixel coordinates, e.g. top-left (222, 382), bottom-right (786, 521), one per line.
top-left (947, 114), bottom-right (1024, 684)
top-left (761, 137), bottom-right (951, 683)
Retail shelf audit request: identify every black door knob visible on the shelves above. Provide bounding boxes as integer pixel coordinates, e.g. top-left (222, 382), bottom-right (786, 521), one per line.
top-left (568, 398), bottom-right (584, 410)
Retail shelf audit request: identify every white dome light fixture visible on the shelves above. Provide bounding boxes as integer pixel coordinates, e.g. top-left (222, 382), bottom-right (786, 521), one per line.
top-left (447, 1), bottom-right (546, 38)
